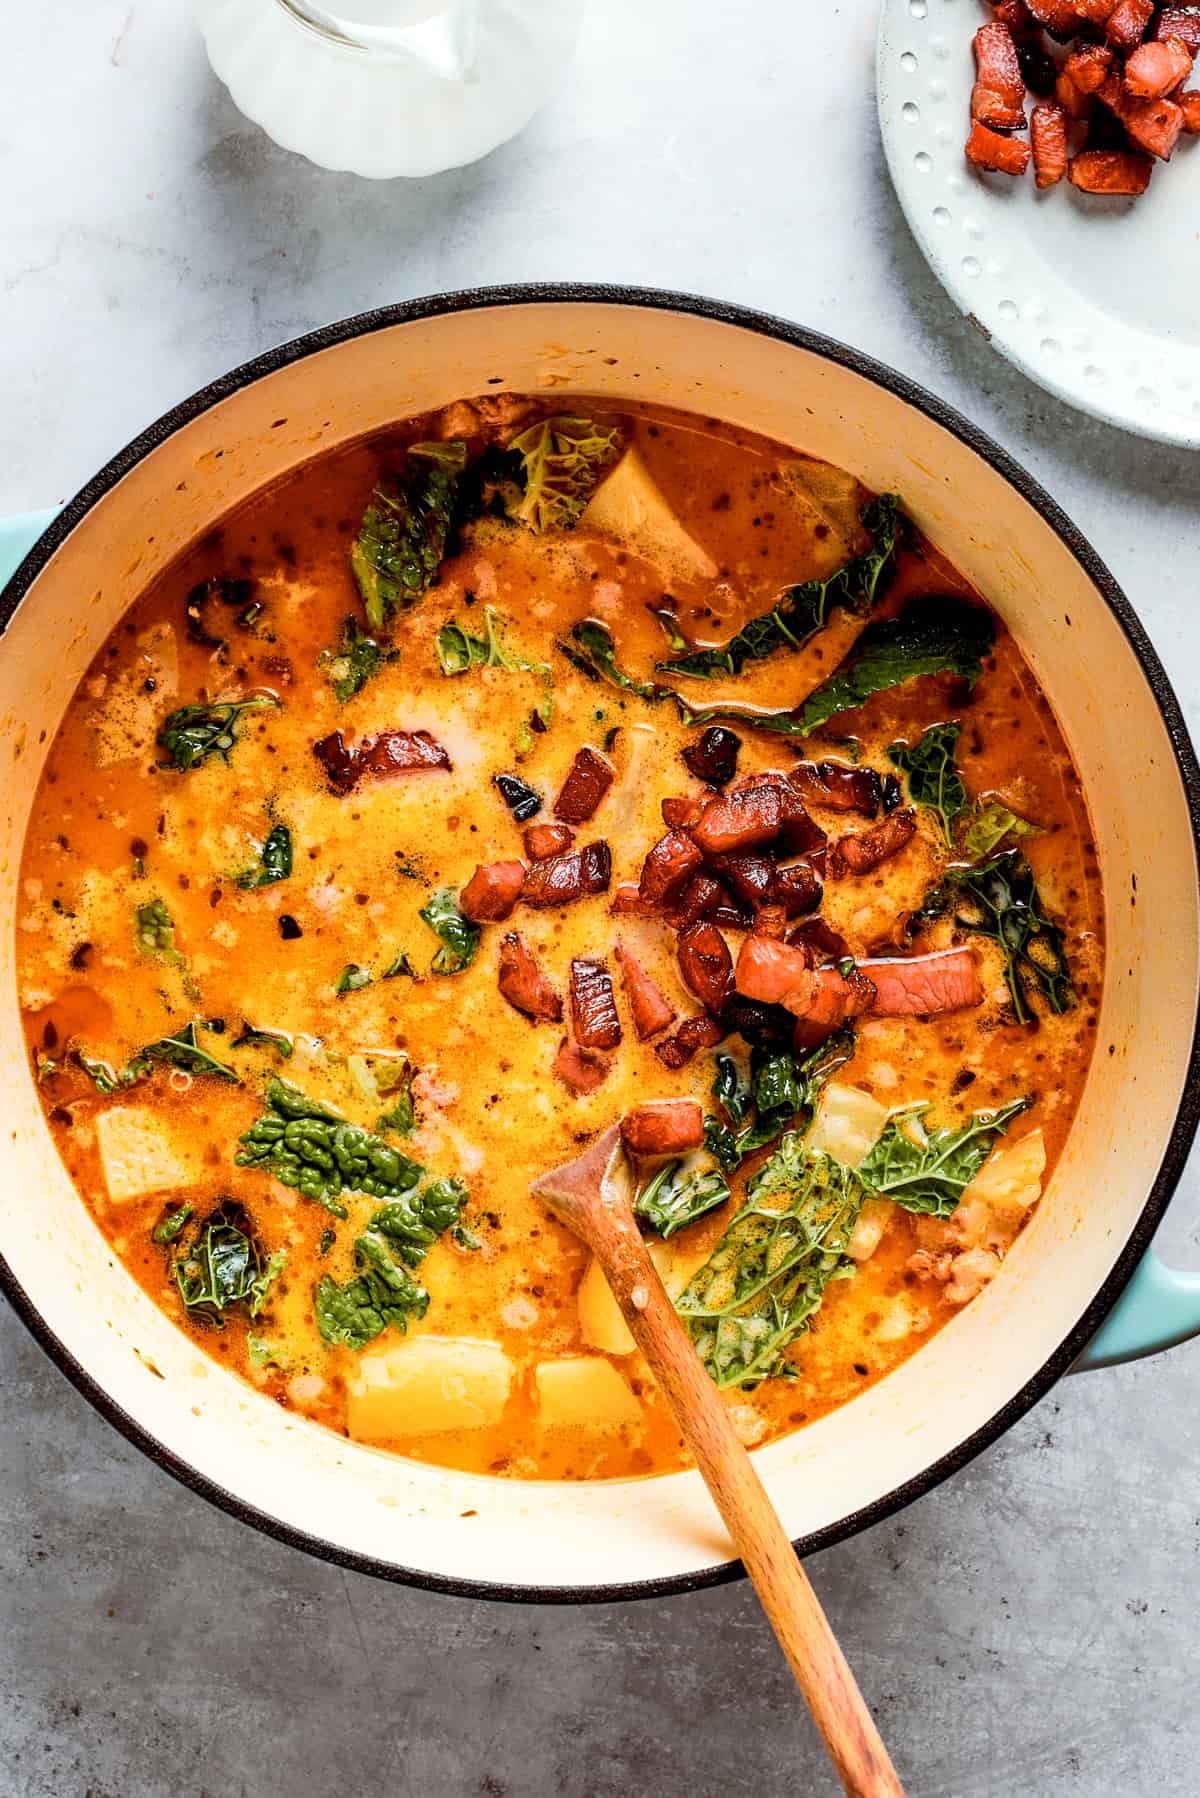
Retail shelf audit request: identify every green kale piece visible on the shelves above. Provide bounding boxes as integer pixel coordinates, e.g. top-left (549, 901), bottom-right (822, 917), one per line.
top-left (152, 1203), bottom-right (194, 1245)
top-left (419, 888), bottom-right (481, 976)
top-left (235, 1077), bottom-right (425, 1217)
top-left (172, 1202), bottom-right (285, 1327)
top-left (235, 824), bottom-right (293, 889)
top-left (232, 1022), bottom-right (295, 1061)
top-left (961, 801), bottom-right (1040, 861)
top-left (335, 963), bottom-right (374, 996)
top-left (703, 1029), bottom-right (855, 1173)
top-left (436, 605), bottom-right (553, 725)
top-left (314, 1234), bottom-right (429, 1350)
top-left (656, 494), bottom-right (903, 681)
top-left (912, 849), bottom-right (1073, 1025)
top-left (324, 615), bottom-right (396, 704)
top-left (557, 619), bottom-right (664, 702)
top-left (676, 1143), bottom-right (863, 1388)
top-left (351, 442), bottom-right (467, 630)
top-left (888, 722), bottom-right (968, 848)
top-left (370, 1177), bottom-right (468, 1266)
top-left (635, 1159), bottom-right (731, 1238)
top-left (134, 897), bottom-right (176, 954)
top-left (506, 416), bottom-right (620, 533)
top-left (857, 1098), bottom-right (1029, 1217)
top-left (157, 695), bottom-right (280, 771)
top-left (799, 596), bottom-right (996, 734)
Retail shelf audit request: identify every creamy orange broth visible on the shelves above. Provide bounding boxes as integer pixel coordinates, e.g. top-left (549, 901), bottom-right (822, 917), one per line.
top-left (16, 401), bottom-right (1103, 1481)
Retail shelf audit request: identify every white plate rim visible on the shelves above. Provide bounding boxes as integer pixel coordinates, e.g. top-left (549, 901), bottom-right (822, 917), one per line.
top-left (877, 0), bottom-right (1200, 451)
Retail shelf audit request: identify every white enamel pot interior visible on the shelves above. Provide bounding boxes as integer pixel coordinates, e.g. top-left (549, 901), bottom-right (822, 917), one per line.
top-left (3, 287), bottom-right (1198, 1601)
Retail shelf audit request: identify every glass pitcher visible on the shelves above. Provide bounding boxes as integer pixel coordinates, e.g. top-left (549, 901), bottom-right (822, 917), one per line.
top-left (194, 0), bottom-right (585, 178)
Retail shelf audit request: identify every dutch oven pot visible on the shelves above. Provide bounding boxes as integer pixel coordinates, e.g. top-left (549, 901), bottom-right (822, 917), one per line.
top-left (3, 286), bottom-right (1199, 1601)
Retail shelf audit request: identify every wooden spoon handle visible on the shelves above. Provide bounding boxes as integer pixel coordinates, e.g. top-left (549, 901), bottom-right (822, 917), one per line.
top-left (583, 1198), bottom-right (905, 1798)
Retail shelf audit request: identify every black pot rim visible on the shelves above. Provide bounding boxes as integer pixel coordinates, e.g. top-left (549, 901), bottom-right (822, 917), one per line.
top-left (3, 281), bottom-right (1198, 1607)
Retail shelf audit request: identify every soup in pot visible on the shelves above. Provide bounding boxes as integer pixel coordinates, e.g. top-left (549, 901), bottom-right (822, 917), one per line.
top-left (17, 397), bottom-right (1103, 1480)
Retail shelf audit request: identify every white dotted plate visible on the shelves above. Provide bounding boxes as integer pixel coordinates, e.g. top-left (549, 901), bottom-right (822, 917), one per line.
top-left (878, 0), bottom-right (1200, 446)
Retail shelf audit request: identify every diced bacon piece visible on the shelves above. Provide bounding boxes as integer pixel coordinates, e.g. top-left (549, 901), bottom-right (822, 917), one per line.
top-left (734, 934), bottom-right (815, 1009)
top-left (1031, 100), bottom-right (1070, 186)
top-left (569, 957), bottom-right (622, 1050)
top-left (691, 776), bottom-right (816, 856)
top-left (524, 821), bottom-right (575, 861)
top-left (1156, 8), bottom-right (1200, 56)
top-left (714, 853), bottom-right (774, 910)
top-left (1181, 88), bottom-right (1200, 130)
top-left (1064, 43), bottom-right (1115, 94)
top-left (668, 872), bottom-right (725, 931)
top-left (973, 23), bottom-right (1028, 130)
top-left (615, 943), bottom-right (677, 1041)
top-left (1106, 0), bottom-right (1153, 49)
top-left (1098, 72), bottom-right (1184, 155)
top-left (498, 932), bottom-right (562, 1022)
top-left (554, 1037), bottom-right (610, 1095)
top-left (312, 728), bottom-right (451, 794)
top-left (677, 921), bottom-right (734, 1012)
top-left (705, 892), bottom-right (754, 931)
top-left (966, 119), bottom-right (1033, 173)
top-left (1017, 38), bottom-right (1060, 98)
top-left (639, 830), bottom-right (704, 906)
top-left (681, 726), bottom-right (741, 787)
top-left (553, 747), bottom-right (614, 825)
top-left (459, 860), bottom-right (526, 923)
top-left (1026, 0), bottom-right (1088, 38)
top-left (1073, 0), bottom-right (1119, 21)
top-left (991, 0), bottom-right (1033, 29)
top-left (611, 881), bottom-right (653, 916)
top-left (790, 760), bottom-right (883, 817)
top-left (1125, 36), bottom-right (1194, 96)
top-left (790, 916), bottom-right (851, 962)
top-left (522, 842), bottom-right (612, 908)
top-left (751, 904), bottom-right (790, 940)
top-left (1055, 68), bottom-right (1094, 119)
top-left (790, 967), bottom-right (876, 1052)
top-left (830, 809), bottom-right (917, 878)
top-left (1069, 146), bottom-right (1155, 189)
top-left (661, 795), bottom-right (705, 828)
top-left (860, 947), bottom-right (983, 1017)
top-left (654, 1013), bottom-right (724, 1069)
top-left (772, 858), bottom-right (824, 918)
top-left (620, 1099), bottom-right (705, 1157)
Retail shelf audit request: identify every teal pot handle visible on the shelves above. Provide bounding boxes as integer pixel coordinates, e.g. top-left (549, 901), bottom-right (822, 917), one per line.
top-left (2, 508), bottom-right (1197, 1372)
top-left (1076, 1250), bottom-right (1200, 1371)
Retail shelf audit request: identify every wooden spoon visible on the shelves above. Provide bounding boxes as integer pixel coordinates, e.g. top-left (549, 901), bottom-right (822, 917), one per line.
top-left (532, 1124), bottom-right (905, 1798)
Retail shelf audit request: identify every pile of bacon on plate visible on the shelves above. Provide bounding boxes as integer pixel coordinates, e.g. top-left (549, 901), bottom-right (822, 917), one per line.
top-left (966, 1), bottom-right (1200, 194)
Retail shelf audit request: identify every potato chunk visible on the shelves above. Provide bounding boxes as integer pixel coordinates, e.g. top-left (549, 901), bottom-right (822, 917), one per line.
top-left (964, 1128), bottom-right (1046, 1217)
top-left (582, 447), bottom-right (717, 583)
top-left (346, 1337), bottom-right (513, 1442)
top-left (95, 1106), bottom-right (202, 1203)
top-left (808, 1082), bottom-right (890, 1167)
top-left (577, 1255), bottom-right (636, 1356)
top-left (535, 1356), bottom-right (643, 1434)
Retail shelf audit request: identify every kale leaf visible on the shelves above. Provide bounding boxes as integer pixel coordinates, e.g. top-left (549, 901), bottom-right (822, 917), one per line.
top-left (961, 800), bottom-right (1039, 861)
top-left (800, 596), bottom-right (996, 734)
top-left (172, 1202), bottom-right (285, 1327)
top-left (335, 963), bottom-right (373, 996)
top-left (235, 1077), bottom-right (425, 1217)
top-left (134, 897), bottom-right (176, 954)
top-left (76, 1021), bottom-right (238, 1091)
top-left (436, 605), bottom-right (553, 724)
top-left (235, 824), bottom-right (293, 889)
top-left (152, 1202), bottom-right (194, 1244)
top-left (704, 1029), bottom-right (855, 1172)
top-left (857, 1098), bottom-right (1029, 1217)
top-left (351, 442), bottom-right (467, 630)
top-left (313, 1178), bottom-right (468, 1349)
top-left (558, 619), bottom-right (664, 702)
top-left (676, 1142), bottom-right (862, 1388)
top-left (655, 494), bottom-right (903, 681)
top-left (506, 416), bottom-right (621, 533)
top-left (635, 1159), bottom-right (731, 1238)
top-left (912, 849), bottom-right (1073, 1024)
top-left (324, 615), bottom-right (396, 704)
top-left (419, 888), bottom-right (481, 976)
top-left (888, 722), bottom-right (968, 847)
top-left (157, 695), bottom-right (280, 771)
top-left (232, 1022), bottom-right (295, 1061)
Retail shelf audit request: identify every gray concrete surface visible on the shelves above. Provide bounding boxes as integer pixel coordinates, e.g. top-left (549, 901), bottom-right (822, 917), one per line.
top-left (3, 3), bottom-right (1199, 1794)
